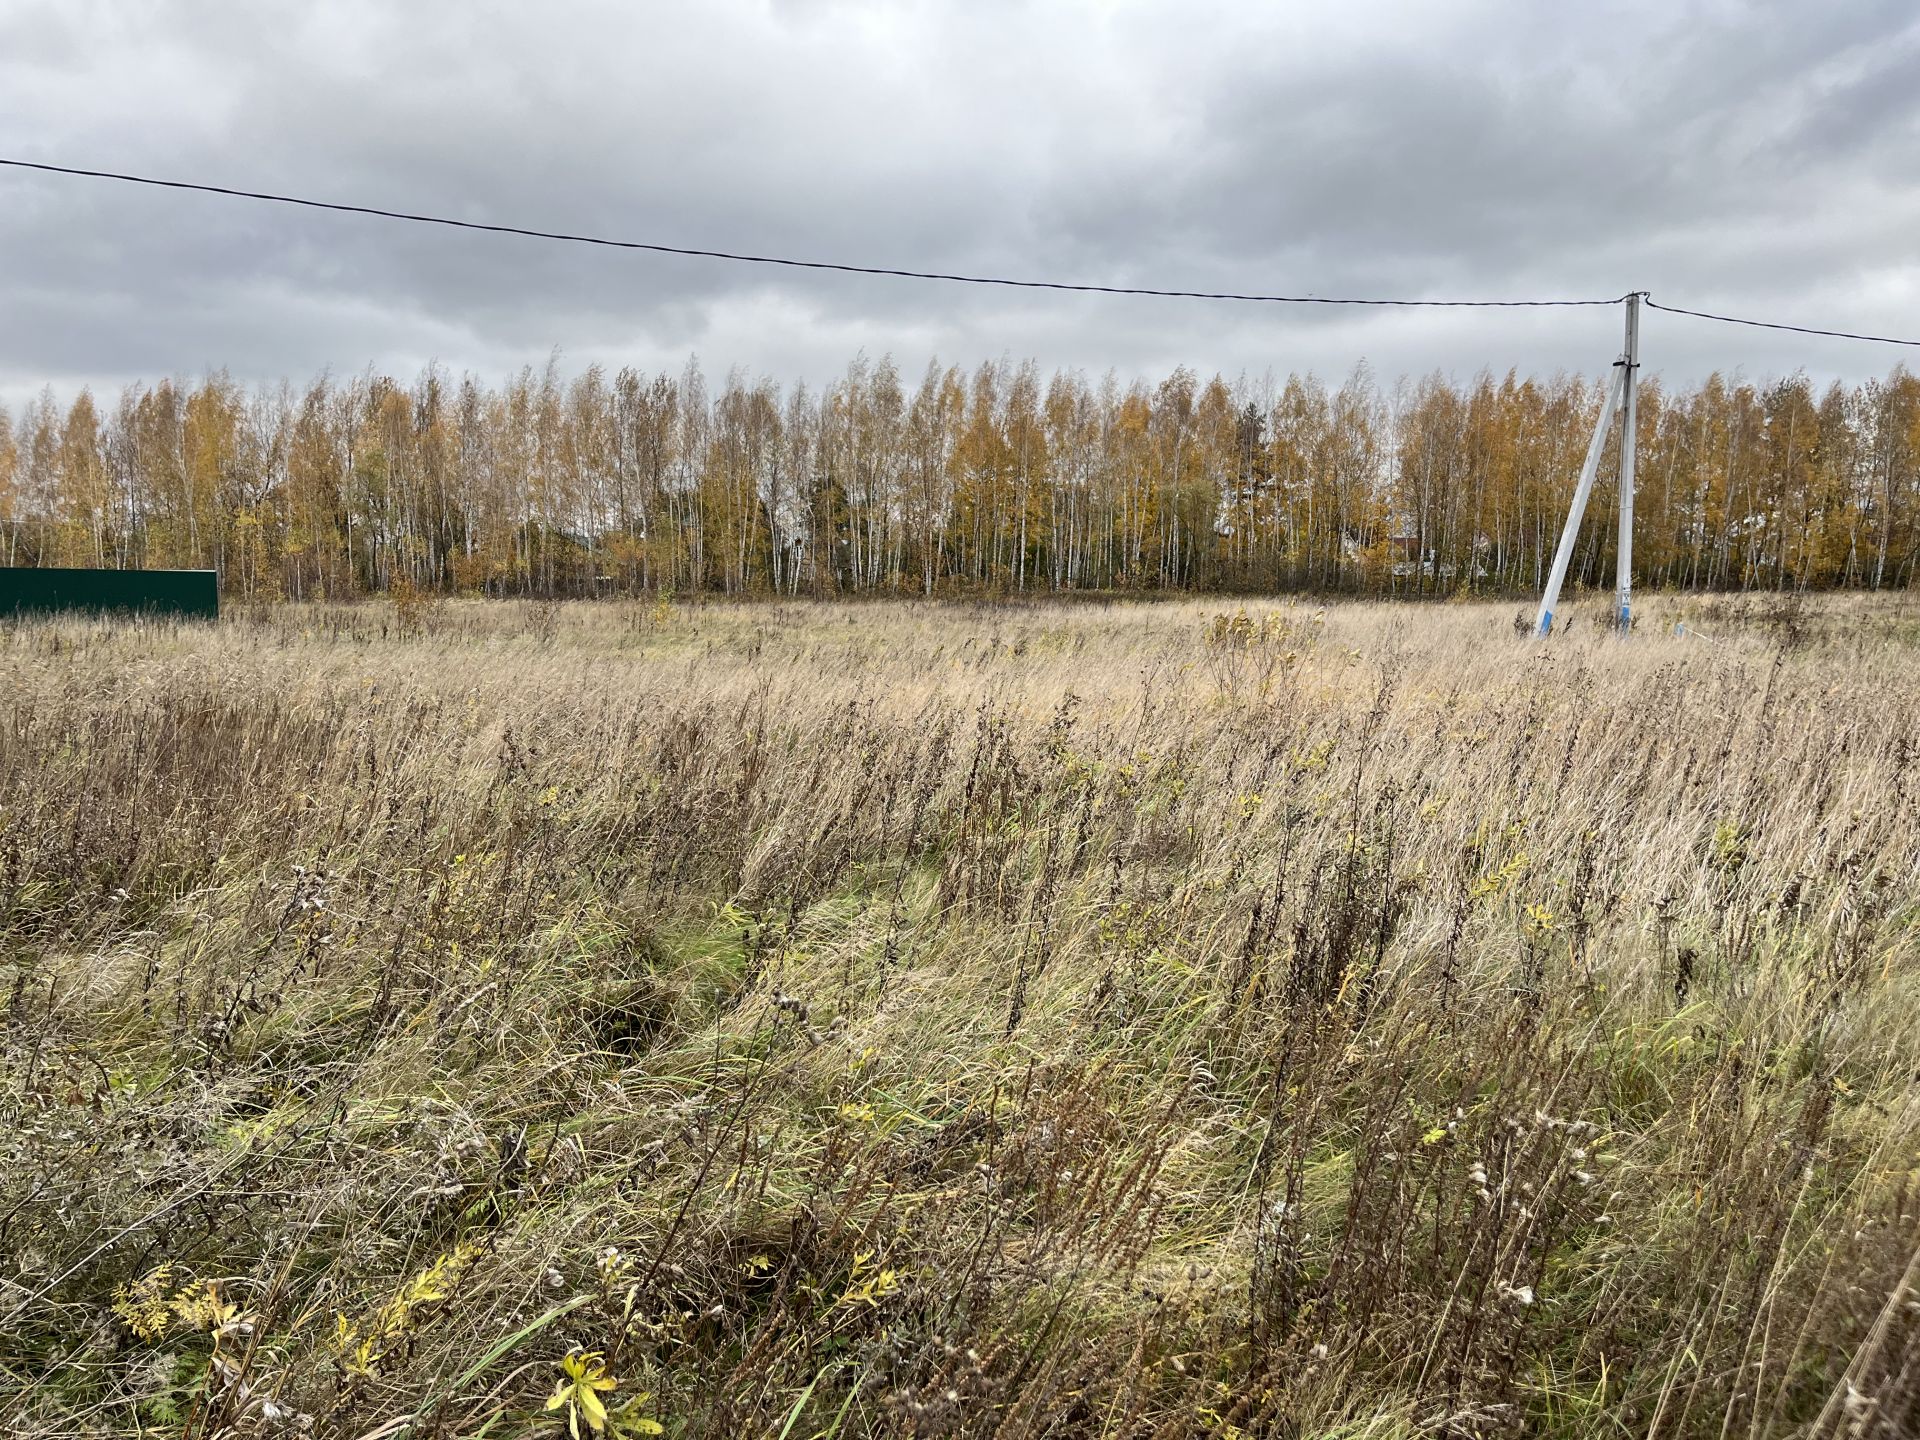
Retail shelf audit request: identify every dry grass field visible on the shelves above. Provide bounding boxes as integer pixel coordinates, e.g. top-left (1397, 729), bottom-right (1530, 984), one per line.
top-left (2, 592), bottom-right (1918, 1438)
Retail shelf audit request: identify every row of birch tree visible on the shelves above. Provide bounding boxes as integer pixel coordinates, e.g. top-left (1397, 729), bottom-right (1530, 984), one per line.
top-left (3, 356), bottom-right (1916, 598)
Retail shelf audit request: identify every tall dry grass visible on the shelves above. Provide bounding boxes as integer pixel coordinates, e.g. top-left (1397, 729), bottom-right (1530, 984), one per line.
top-left (1, 591), bottom-right (1917, 1438)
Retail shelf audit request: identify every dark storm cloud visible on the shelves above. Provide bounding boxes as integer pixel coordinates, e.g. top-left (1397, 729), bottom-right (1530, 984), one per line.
top-left (2, 0), bottom-right (1917, 412)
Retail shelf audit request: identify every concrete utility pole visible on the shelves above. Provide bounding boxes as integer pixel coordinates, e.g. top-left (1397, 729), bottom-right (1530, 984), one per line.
top-left (1616, 292), bottom-right (1641, 631)
top-left (1537, 292), bottom-right (1643, 637)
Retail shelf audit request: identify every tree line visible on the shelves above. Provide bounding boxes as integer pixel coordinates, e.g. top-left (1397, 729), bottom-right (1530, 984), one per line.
top-left (2, 355), bottom-right (1916, 599)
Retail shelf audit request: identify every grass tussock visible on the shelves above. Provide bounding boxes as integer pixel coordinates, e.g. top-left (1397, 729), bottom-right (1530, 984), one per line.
top-left (1, 590), bottom-right (1918, 1438)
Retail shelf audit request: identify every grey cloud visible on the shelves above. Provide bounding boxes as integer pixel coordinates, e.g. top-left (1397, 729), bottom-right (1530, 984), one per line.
top-left (3, 0), bottom-right (1917, 414)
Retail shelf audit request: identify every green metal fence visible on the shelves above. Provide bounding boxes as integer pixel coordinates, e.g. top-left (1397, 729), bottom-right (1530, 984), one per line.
top-left (0, 567), bottom-right (220, 621)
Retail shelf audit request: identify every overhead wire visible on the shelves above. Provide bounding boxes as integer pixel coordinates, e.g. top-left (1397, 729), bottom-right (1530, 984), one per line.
top-left (0, 157), bottom-right (1624, 308)
top-left (5, 157), bottom-right (1919, 346)
top-left (1641, 297), bottom-right (1920, 349)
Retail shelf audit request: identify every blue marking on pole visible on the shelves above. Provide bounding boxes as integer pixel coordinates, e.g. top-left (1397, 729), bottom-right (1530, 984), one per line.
top-left (1538, 609), bottom-right (1553, 637)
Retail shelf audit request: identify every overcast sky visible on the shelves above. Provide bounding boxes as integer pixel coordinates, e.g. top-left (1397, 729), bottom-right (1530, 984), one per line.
top-left (3, 0), bottom-right (1918, 413)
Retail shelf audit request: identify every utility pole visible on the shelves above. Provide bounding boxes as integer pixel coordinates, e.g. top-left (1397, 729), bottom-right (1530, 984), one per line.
top-left (1616, 292), bottom-right (1641, 631)
top-left (1536, 292), bottom-right (1642, 637)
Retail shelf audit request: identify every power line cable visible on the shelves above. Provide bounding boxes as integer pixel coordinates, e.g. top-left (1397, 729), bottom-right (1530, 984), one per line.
top-left (0, 157), bottom-right (1626, 309)
top-left (8, 159), bottom-right (1918, 346)
top-left (1642, 297), bottom-right (1920, 349)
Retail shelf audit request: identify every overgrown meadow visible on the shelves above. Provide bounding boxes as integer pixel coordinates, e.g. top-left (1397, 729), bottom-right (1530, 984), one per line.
top-left (2, 593), bottom-right (1917, 1438)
